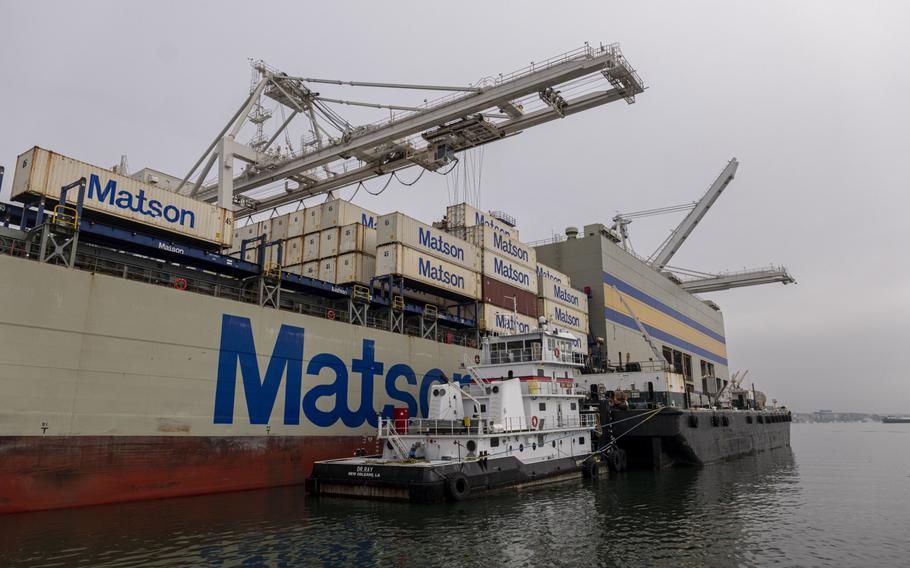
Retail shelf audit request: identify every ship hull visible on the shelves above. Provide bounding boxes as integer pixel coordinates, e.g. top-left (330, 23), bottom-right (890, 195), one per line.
top-left (0, 435), bottom-right (376, 514)
top-left (0, 255), bottom-right (476, 514)
top-left (605, 408), bottom-right (791, 468)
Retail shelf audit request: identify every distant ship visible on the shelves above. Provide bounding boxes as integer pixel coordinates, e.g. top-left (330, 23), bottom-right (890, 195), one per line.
top-left (882, 416), bottom-right (910, 424)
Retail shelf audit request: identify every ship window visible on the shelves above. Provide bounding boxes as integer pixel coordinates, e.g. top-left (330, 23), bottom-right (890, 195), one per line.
top-left (537, 368), bottom-right (544, 376)
top-left (570, 403), bottom-right (577, 410)
top-left (480, 404), bottom-right (487, 413)
top-left (539, 402), bottom-right (547, 411)
top-left (552, 441), bottom-right (556, 448)
top-left (578, 436), bottom-right (585, 445)
top-left (490, 437), bottom-right (499, 447)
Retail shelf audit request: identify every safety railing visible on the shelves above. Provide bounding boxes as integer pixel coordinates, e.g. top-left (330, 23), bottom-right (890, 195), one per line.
top-left (379, 413), bottom-right (596, 438)
top-left (488, 347), bottom-right (586, 366)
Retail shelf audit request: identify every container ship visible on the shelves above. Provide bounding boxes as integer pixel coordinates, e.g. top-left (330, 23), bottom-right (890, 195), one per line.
top-left (0, 44), bottom-right (791, 514)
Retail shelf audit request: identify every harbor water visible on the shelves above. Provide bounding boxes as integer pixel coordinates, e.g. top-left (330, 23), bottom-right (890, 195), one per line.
top-left (1, 423), bottom-right (907, 567)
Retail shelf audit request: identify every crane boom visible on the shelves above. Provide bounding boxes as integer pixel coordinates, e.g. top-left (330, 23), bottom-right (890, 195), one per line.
top-left (185, 43), bottom-right (644, 211)
top-left (650, 158), bottom-right (739, 270)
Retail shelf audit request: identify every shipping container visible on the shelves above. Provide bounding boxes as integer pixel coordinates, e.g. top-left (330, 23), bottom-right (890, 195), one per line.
top-left (481, 277), bottom-right (538, 317)
top-left (479, 303), bottom-right (537, 335)
top-left (320, 198), bottom-right (378, 229)
top-left (375, 243), bottom-right (481, 299)
top-left (257, 220), bottom-right (272, 242)
top-left (282, 263), bottom-right (303, 276)
top-left (482, 250), bottom-right (538, 294)
top-left (303, 233), bottom-right (320, 262)
top-left (335, 252), bottom-right (376, 285)
top-left (445, 202), bottom-right (518, 240)
top-left (286, 211), bottom-right (306, 238)
top-left (319, 227), bottom-right (339, 258)
top-left (269, 214), bottom-right (289, 241)
top-left (318, 257), bottom-right (337, 283)
top-left (304, 206), bottom-right (322, 234)
top-left (10, 147), bottom-right (233, 247)
top-left (339, 222), bottom-right (377, 255)
top-left (536, 263), bottom-right (571, 288)
top-left (538, 279), bottom-right (588, 312)
top-left (283, 236), bottom-right (304, 266)
top-left (564, 331), bottom-right (589, 353)
top-left (377, 212), bottom-right (482, 272)
top-left (538, 298), bottom-right (589, 334)
top-left (460, 225), bottom-right (535, 269)
top-left (302, 261), bottom-right (319, 279)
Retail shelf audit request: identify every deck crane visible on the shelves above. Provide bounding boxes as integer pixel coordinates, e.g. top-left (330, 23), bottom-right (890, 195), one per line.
top-left (177, 43), bottom-right (645, 213)
top-left (612, 158), bottom-right (795, 293)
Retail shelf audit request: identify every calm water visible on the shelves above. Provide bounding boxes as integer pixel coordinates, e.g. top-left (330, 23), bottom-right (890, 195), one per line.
top-left (2, 423), bottom-right (908, 567)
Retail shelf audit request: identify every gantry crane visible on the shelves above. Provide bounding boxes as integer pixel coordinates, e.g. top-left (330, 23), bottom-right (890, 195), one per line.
top-left (177, 43), bottom-right (645, 213)
top-left (612, 158), bottom-right (795, 293)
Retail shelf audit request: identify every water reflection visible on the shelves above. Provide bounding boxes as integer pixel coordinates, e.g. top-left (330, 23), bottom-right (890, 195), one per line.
top-left (1, 448), bottom-right (801, 567)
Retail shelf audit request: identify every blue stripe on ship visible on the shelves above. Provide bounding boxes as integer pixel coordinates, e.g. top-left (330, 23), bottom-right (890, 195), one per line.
top-left (604, 307), bottom-right (728, 366)
top-left (602, 271), bottom-right (726, 345)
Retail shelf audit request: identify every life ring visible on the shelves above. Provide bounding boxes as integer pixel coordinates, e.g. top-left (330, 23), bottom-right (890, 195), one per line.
top-left (531, 415), bottom-right (539, 428)
top-left (174, 277), bottom-right (187, 290)
top-left (474, 354), bottom-right (481, 365)
top-left (446, 472), bottom-right (470, 501)
top-left (553, 347), bottom-right (561, 358)
top-left (326, 309), bottom-right (336, 321)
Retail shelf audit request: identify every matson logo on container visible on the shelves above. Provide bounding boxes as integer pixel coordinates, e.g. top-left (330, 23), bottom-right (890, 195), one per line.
top-left (375, 244), bottom-right (481, 299)
top-left (11, 147), bottom-right (232, 246)
top-left (483, 251), bottom-right (537, 294)
top-left (377, 212), bottom-right (481, 272)
top-left (539, 298), bottom-right (588, 333)
top-left (481, 304), bottom-right (537, 335)
top-left (485, 230), bottom-right (535, 268)
top-left (419, 227), bottom-right (465, 263)
top-left (536, 263), bottom-right (570, 286)
top-left (540, 281), bottom-right (587, 310)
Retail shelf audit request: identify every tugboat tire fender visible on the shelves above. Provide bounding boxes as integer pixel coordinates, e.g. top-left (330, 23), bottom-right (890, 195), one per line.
top-left (446, 472), bottom-right (471, 501)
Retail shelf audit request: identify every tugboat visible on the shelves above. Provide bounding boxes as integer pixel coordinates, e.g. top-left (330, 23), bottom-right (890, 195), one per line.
top-left (306, 320), bottom-right (598, 502)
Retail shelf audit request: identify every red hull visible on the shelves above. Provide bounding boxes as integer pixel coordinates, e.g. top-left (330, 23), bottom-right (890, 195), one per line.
top-left (0, 435), bottom-right (376, 514)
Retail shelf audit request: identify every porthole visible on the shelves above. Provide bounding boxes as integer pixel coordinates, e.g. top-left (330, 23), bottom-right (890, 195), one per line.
top-left (492, 386), bottom-right (500, 394)
top-left (519, 444), bottom-right (524, 452)
top-left (432, 388), bottom-right (440, 397)
top-left (466, 440), bottom-right (477, 452)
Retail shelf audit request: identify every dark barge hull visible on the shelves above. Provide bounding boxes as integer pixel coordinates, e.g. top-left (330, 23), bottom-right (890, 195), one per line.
top-left (306, 455), bottom-right (588, 503)
top-left (605, 408), bottom-right (791, 469)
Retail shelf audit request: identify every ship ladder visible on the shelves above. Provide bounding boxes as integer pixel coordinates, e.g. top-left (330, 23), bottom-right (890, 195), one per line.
top-left (384, 421), bottom-right (412, 461)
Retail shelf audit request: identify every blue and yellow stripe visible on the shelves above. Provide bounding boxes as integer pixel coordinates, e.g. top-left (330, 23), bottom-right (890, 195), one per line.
top-left (602, 271), bottom-right (728, 365)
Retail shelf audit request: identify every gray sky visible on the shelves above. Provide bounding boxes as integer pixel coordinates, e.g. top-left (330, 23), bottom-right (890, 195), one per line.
top-left (2, 1), bottom-right (908, 413)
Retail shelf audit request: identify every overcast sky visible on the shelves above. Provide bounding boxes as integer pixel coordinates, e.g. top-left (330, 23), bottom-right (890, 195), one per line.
top-left (2, 1), bottom-right (907, 413)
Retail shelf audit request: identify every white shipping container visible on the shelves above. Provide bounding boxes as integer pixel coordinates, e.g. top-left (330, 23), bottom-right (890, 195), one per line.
top-left (377, 212), bottom-right (482, 272)
top-left (320, 198), bottom-right (378, 229)
top-left (257, 220), bottom-right (272, 242)
top-left (319, 257), bottom-right (337, 283)
top-left (445, 202), bottom-right (518, 239)
top-left (375, 243), bottom-right (481, 300)
top-left (480, 304), bottom-right (537, 335)
top-left (482, 250), bottom-right (538, 294)
top-left (538, 279), bottom-right (588, 312)
top-left (283, 236), bottom-right (304, 266)
top-left (339, 223), bottom-right (377, 255)
top-left (465, 225), bottom-right (535, 269)
top-left (319, 227), bottom-right (339, 258)
top-left (536, 263), bottom-right (571, 288)
top-left (11, 147), bottom-right (233, 246)
top-left (269, 214), bottom-right (289, 241)
top-left (283, 263), bottom-right (303, 276)
top-left (304, 206), bottom-right (322, 234)
top-left (538, 298), bottom-right (589, 334)
top-left (302, 261), bottom-right (319, 279)
top-left (303, 233), bottom-right (321, 261)
top-left (335, 252), bottom-right (376, 285)
top-left (286, 211), bottom-right (306, 238)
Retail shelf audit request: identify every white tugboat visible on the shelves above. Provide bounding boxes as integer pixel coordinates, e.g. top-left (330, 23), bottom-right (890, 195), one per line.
top-left (306, 320), bottom-right (598, 502)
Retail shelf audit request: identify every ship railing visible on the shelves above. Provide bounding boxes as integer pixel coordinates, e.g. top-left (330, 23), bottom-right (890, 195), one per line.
top-left (0, 234), bottom-right (482, 349)
top-left (380, 413), bottom-right (596, 438)
top-left (489, 348), bottom-right (585, 366)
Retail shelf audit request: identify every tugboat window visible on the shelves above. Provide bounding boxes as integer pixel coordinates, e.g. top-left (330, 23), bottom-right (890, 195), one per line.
top-left (552, 441), bottom-right (556, 448)
top-left (570, 402), bottom-right (577, 410)
top-left (490, 437), bottom-right (499, 447)
top-left (539, 402), bottom-right (546, 411)
top-left (480, 404), bottom-right (486, 413)
top-left (578, 436), bottom-right (585, 445)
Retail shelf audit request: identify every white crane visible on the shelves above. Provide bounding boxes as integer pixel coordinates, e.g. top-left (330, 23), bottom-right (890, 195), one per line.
top-left (176, 43), bottom-right (645, 213)
top-left (612, 158), bottom-right (795, 293)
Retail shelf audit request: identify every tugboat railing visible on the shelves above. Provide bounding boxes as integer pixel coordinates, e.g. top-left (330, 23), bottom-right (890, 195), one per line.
top-left (488, 348), bottom-right (585, 366)
top-left (378, 414), bottom-right (596, 438)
